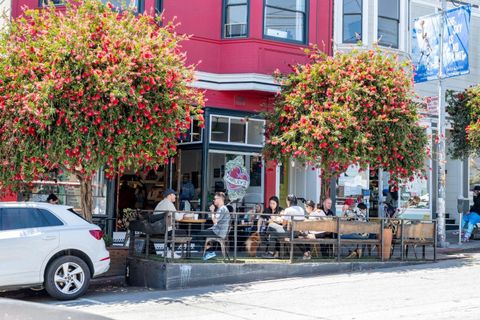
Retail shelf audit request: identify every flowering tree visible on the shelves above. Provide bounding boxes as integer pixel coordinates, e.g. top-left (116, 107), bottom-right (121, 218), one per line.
top-left (447, 86), bottom-right (480, 159)
top-left (0, 0), bottom-right (204, 220)
top-left (264, 48), bottom-right (428, 196)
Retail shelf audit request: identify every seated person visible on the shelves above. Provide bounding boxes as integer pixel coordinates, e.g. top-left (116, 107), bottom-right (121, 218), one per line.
top-left (195, 192), bottom-right (231, 260)
top-left (460, 185), bottom-right (480, 242)
top-left (318, 198), bottom-right (335, 216)
top-left (263, 194), bottom-right (304, 259)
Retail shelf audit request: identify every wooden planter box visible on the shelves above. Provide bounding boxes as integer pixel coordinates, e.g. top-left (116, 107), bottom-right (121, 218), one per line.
top-left (102, 247), bottom-right (129, 277)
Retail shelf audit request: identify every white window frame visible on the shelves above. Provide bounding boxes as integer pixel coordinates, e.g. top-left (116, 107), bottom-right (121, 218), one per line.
top-left (335, 0), bottom-right (369, 46)
top-left (178, 120), bottom-right (203, 145)
top-left (373, 0), bottom-right (407, 51)
top-left (209, 114), bottom-right (265, 147)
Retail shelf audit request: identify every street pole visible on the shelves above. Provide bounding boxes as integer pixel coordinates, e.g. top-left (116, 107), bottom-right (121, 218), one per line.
top-left (437, 0), bottom-right (447, 247)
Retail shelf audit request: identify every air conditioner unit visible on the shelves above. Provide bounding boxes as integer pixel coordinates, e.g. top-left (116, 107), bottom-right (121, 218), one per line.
top-left (225, 23), bottom-right (247, 38)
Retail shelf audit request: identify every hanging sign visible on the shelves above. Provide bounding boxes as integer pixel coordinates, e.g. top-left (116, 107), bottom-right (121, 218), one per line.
top-left (411, 5), bottom-right (471, 83)
top-left (223, 156), bottom-right (250, 201)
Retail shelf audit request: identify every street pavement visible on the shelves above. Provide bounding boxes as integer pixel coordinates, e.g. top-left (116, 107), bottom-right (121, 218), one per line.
top-left (10, 251), bottom-right (480, 320)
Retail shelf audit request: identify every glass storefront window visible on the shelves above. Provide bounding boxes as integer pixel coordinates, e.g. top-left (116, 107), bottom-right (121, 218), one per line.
top-left (336, 164), bottom-right (369, 215)
top-left (468, 158), bottom-right (480, 191)
top-left (23, 169), bottom-right (107, 215)
top-left (207, 151), bottom-right (263, 209)
top-left (399, 177), bottom-right (429, 209)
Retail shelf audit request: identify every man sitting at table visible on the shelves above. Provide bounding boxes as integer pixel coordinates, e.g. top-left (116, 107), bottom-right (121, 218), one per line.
top-left (195, 192), bottom-right (231, 260)
top-left (157, 189), bottom-right (188, 222)
top-left (153, 189), bottom-right (187, 258)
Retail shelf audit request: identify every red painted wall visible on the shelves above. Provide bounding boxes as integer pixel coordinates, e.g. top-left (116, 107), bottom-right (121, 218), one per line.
top-left (14, 1), bottom-right (333, 75)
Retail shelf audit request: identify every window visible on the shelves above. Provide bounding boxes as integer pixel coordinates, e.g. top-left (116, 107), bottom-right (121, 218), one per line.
top-left (223, 0), bottom-right (249, 38)
top-left (263, 0), bottom-right (307, 43)
top-left (0, 208), bottom-right (63, 231)
top-left (102, 0), bottom-right (144, 13)
top-left (378, 0), bottom-right (399, 48)
top-left (210, 115), bottom-right (265, 146)
top-left (343, 0), bottom-right (362, 43)
top-left (39, 0), bottom-right (64, 6)
top-left (178, 120), bottom-right (203, 144)
top-left (155, 0), bottom-right (162, 15)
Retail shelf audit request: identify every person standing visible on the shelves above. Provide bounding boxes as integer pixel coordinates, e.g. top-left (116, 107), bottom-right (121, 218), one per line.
top-left (197, 192), bottom-right (231, 260)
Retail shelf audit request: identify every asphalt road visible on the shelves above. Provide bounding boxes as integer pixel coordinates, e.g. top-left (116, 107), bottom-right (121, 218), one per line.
top-left (6, 253), bottom-right (480, 320)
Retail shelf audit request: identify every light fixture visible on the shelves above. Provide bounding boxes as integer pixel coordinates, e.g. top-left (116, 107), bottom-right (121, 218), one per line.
top-left (211, 116), bottom-right (225, 134)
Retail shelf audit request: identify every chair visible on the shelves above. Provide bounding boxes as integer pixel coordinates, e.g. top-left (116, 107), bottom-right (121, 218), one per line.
top-left (203, 236), bottom-right (230, 261)
top-left (202, 223), bottom-right (232, 261)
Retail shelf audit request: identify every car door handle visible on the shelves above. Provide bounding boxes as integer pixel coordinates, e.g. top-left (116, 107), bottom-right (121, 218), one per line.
top-left (42, 235), bottom-right (57, 241)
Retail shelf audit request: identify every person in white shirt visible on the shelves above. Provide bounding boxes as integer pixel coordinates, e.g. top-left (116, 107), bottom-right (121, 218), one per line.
top-left (153, 189), bottom-right (186, 258)
top-left (263, 194), bottom-right (304, 259)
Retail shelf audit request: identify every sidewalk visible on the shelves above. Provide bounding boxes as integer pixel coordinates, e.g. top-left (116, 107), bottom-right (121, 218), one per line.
top-left (437, 229), bottom-right (480, 256)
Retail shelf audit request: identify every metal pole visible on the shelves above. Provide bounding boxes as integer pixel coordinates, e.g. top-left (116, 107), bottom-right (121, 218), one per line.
top-left (436, 0), bottom-right (447, 248)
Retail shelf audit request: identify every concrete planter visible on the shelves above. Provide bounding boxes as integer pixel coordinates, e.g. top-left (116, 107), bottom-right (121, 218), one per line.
top-left (126, 256), bottom-right (415, 290)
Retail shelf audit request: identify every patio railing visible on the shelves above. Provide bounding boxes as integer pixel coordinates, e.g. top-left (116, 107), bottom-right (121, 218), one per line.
top-left (121, 210), bottom-right (437, 263)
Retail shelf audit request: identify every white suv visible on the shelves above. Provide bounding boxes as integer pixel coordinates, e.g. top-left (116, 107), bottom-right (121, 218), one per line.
top-left (0, 202), bottom-right (110, 300)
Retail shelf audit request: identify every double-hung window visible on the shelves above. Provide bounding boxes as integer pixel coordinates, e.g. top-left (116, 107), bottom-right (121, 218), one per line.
top-left (378, 0), bottom-right (400, 48)
top-left (223, 0), bottom-right (249, 38)
top-left (343, 0), bottom-right (362, 43)
top-left (38, 0), bottom-right (64, 6)
top-left (102, 0), bottom-right (144, 13)
top-left (263, 0), bottom-right (307, 44)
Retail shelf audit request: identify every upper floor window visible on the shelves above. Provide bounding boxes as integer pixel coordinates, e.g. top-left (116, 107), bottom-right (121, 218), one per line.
top-left (39, 0), bottom-right (64, 6)
top-left (223, 0), bottom-right (249, 38)
top-left (102, 0), bottom-right (144, 13)
top-left (178, 120), bottom-right (203, 144)
top-left (210, 115), bottom-right (264, 146)
top-left (343, 0), bottom-right (362, 43)
top-left (263, 0), bottom-right (307, 44)
top-left (378, 0), bottom-right (399, 48)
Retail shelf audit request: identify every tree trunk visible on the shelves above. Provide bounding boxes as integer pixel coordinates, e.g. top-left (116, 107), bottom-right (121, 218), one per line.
top-left (78, 175), bottom-right (93, 222)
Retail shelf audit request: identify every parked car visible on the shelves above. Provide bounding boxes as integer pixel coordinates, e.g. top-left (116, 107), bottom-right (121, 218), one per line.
top-left (0, 202), bottom-right (110, 300)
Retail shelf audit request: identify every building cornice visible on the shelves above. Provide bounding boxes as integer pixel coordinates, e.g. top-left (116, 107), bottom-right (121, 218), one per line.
top-left (193, 71), bottom-right (279, 93)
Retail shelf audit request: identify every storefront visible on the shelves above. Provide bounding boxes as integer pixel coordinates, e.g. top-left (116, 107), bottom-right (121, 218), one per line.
top-left (176, 108), bottom-right (267, 212)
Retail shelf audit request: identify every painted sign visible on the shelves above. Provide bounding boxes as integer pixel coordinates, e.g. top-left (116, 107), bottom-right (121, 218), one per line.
top-left (223, 156), bottom-right (250, 201)
top-left (412, 5), bottom-right (471, 83)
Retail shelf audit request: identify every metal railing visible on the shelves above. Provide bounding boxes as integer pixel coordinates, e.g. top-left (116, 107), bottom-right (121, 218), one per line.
top-left (124, 210), bottom-right (437, 263)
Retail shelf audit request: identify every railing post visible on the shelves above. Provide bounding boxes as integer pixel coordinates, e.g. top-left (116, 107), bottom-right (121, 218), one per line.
top-left (434, 220), bottom-right (438, 262)
top-left (400, 219), bottom-right (404, 261)
top-left (234, 213), bottom-right (238, 263)
top-left (336, 217), bottom-right (341, 262)
top-left (290, 219), bottom-right (294, 263)
top-left (458, 212), bottom-right (463, 245)
top-left (171, 211), bottom-right (176, 261)
top-left (380, 218), bottom-right (385, 262)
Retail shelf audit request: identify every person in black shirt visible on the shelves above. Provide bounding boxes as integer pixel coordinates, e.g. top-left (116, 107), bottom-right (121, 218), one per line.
top-left (319, 198), bottom-right (335, 216)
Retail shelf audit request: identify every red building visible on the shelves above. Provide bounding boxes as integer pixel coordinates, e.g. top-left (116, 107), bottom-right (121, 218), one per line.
top-left (9, 0), bottom-right (332, 214)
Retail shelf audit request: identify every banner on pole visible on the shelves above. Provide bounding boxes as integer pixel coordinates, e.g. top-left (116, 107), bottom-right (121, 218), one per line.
top-left (411, 5), bottom-right (471, 83)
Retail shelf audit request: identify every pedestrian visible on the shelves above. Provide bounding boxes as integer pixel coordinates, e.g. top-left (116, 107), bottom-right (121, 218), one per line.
top-left (46, 193), bottom-right (59, 204)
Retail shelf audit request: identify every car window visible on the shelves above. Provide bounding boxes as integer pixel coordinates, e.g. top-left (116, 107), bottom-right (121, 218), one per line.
top-left (0, 208), bottom-right (63, 231)
top-left (38, 209), bottom-right (64, 227)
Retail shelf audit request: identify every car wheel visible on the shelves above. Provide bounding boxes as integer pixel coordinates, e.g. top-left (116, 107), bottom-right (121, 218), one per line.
top-left (44, 255), bottom-right (91, 300)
